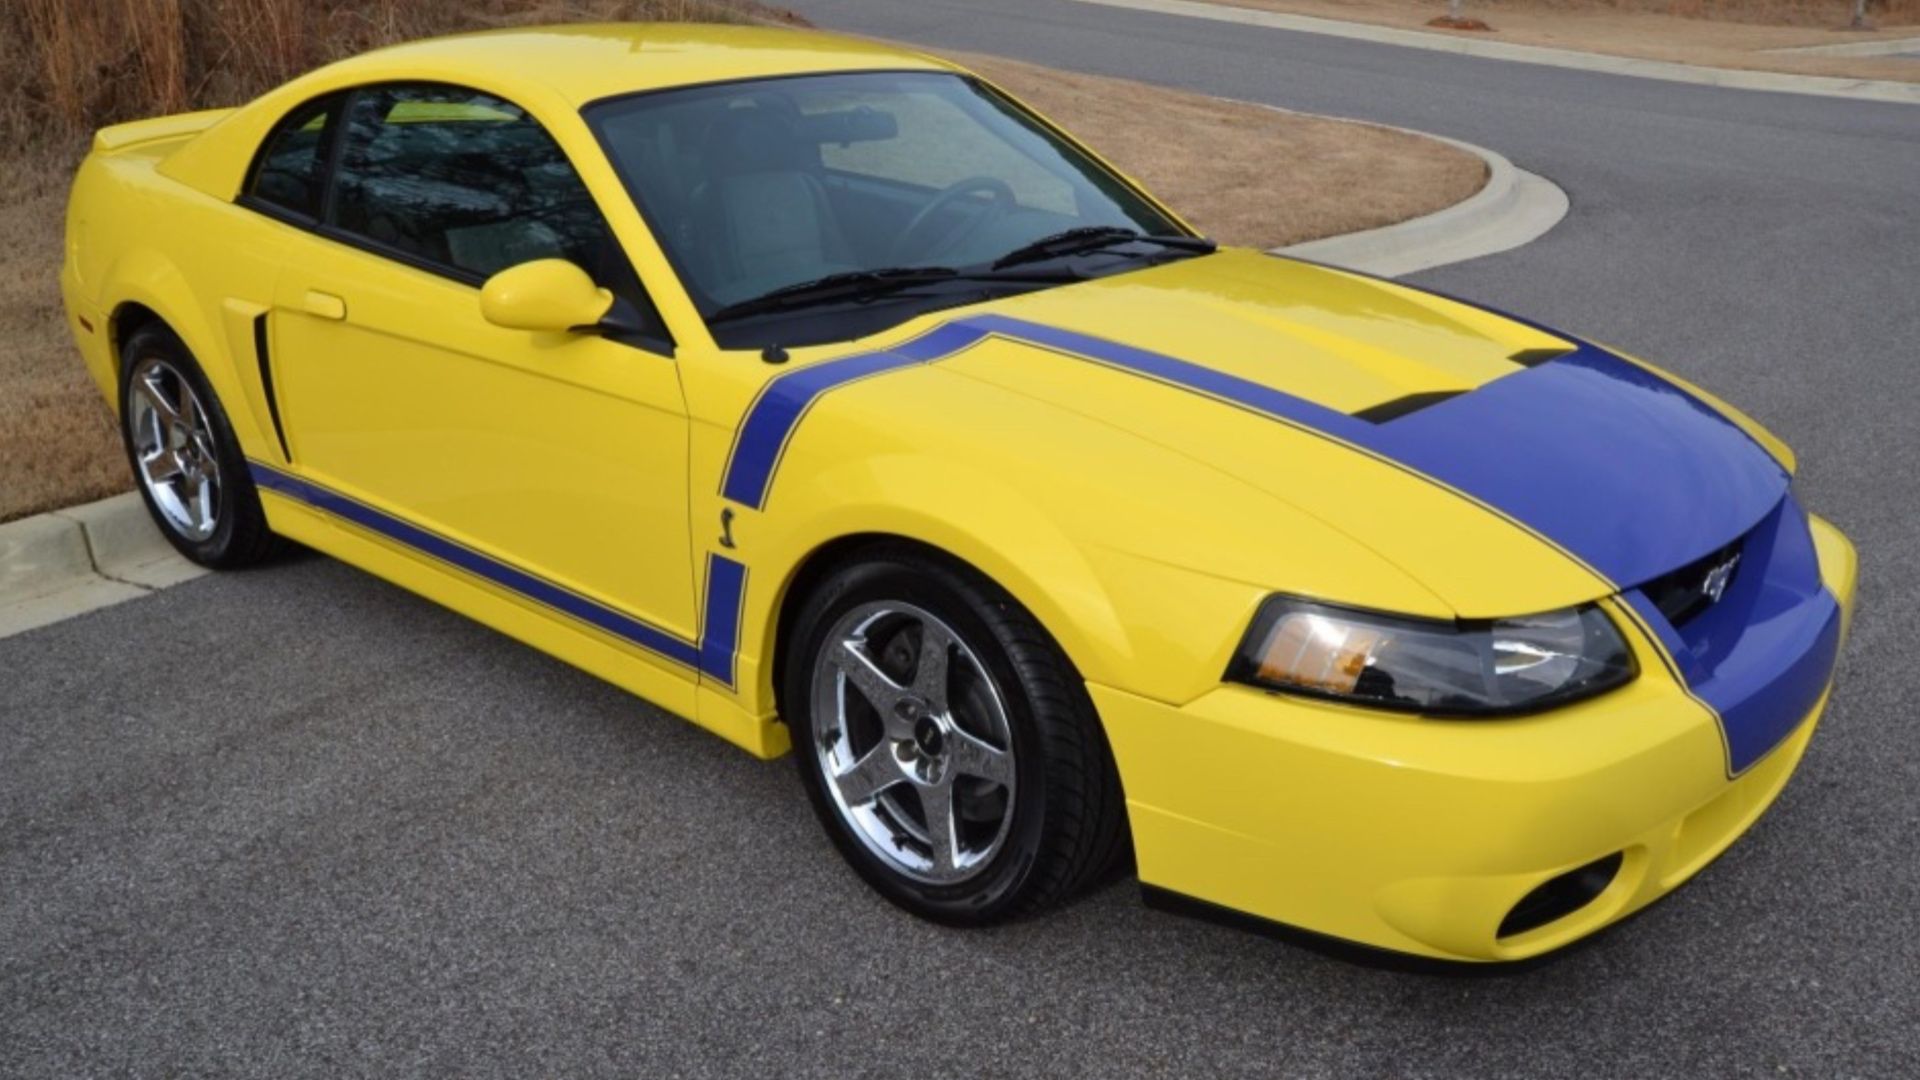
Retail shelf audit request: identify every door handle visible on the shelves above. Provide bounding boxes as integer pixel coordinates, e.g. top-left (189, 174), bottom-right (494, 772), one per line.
top-left (303, 290), bottom-right (347, 320)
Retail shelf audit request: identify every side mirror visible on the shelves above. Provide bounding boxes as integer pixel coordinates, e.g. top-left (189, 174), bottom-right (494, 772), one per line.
top-left (479, 258), bottom-right (613, 333)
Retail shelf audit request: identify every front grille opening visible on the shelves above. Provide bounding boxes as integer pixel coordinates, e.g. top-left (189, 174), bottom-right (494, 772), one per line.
top-left (1497, 852), bottom-right (1623, 939)
top-left (1643, 540), bottom-right (1744, 628)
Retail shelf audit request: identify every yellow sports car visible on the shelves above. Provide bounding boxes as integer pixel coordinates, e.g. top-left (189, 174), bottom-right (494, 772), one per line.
top-left (60, 24), bottom-right (1855, 963)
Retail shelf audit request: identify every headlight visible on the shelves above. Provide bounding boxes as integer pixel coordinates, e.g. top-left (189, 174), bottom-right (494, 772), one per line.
top-left (1225, 597), bottom-right (1636, 716)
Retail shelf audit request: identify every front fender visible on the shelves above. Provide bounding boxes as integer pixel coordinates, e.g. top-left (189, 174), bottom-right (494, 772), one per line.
top-left (733, 458), bottom-right (1439, 722)
top-left (736, 450), bottom-right (1137, 712)
top-left (711, 358), bottom-right (1460, 719)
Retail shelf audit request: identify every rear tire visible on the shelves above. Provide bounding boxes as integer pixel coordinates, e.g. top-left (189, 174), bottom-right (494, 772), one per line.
top-left (783, 544), bottom-right (1128, 924)
top-left (118, 323), bottom-right (281, 569)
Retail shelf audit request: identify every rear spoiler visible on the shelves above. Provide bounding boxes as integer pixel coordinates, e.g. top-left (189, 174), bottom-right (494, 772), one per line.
top-left (92, 107), bottom-right (236, 153)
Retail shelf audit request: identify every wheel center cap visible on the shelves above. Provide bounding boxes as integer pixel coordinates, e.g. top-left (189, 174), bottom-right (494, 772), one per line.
top-left (912, 715), bottom-right (945, 757)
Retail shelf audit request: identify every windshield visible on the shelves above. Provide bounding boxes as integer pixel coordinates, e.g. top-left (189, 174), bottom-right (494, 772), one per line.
top-left (583, 70), bottom-right (1196, 346)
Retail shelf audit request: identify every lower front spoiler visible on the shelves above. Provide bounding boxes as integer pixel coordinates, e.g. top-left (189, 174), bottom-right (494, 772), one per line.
top-left (1136, 694), bottom-right (1828, 972)
top-left (1138, 885), bottom-right (1573, 977)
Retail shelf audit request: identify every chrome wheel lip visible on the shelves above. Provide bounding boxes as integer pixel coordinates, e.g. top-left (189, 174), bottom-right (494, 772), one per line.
top-left (811, 600), bottom-right (1018, 886)
top-left (126, 355), bottom-right (221, 542)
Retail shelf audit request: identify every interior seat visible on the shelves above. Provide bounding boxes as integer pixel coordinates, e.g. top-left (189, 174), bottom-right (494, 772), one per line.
top-left (687, 107), bottom-right (857, 306)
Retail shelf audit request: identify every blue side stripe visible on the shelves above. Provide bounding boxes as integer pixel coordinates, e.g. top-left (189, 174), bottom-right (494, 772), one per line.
top-left (697, 553), bottom-right (749, 690)
top-left (251, 462), bottom-right (746, 687)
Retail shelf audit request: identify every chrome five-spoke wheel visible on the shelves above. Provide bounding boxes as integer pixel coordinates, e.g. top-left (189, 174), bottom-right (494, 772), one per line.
top-left (126, 354), bottom-right (222, 542)
top-left (116, 323), bottom-right (279, 569)
top-left (785, 547), bottom-right (1127, 924)
top-left (811, 600), bottom-right (1017, 885)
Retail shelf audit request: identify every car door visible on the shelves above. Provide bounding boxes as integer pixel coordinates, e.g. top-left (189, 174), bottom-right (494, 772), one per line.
top-left (259, 83), bottom-right (701, 667)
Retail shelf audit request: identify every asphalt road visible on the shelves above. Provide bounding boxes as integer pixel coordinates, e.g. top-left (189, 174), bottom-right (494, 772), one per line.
top-left (5, 4), bottom-right (1919, 1077)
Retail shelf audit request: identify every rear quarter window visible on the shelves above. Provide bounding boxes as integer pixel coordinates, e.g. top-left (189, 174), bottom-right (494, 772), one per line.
top-left (245, 95), bottom-right (342, 220)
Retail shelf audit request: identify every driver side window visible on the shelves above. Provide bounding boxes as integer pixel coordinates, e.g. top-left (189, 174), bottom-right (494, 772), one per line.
top-left (328, 85), bottom-right (634, 287)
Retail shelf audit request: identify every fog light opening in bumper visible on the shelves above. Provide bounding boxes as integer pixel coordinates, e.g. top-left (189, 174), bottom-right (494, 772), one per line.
top-left (1497, 852), bottom-right (1625, 940)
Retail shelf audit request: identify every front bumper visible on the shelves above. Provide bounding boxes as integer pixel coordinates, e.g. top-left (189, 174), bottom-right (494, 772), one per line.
top-left (1095, 513), bottom-right (1857, 962)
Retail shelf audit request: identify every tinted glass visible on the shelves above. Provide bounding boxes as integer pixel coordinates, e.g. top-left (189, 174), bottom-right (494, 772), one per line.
top-left (815, 89), bottom-right (1075, 216)
top-left (585, 71), bottom-right (1182, 314)
top-left (329, 85), bottom-right (630, 284)
top-left (247, 95), bottom-right (339, 219)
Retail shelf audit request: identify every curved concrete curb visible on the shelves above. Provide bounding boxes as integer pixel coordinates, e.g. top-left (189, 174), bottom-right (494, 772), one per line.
top-left (1073, 0), bottom-right (1920, 106)
top-left (0, 492), bottom-right (205, 640)
top-left (1275, 120), bottom-right (1568, 278)
top-left (1767, 35), bottom-right (1920, 59)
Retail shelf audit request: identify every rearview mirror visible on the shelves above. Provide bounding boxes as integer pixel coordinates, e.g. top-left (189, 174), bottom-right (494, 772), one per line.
top-left (479, 259), bottom-right (613, 333)
top-left (796, 105), bottom-right (898, 146)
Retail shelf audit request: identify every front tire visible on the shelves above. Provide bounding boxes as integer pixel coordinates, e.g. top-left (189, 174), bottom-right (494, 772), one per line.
top-left (118, 324), bottom-right (280, 568)
top-left (784, 545), bottom-right (1128, 924)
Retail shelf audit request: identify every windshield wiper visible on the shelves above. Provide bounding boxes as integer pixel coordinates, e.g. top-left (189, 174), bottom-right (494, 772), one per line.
top-left (991, 227), bottom-right (1216, 271)
top-left (708, 266), bottom-right (963, 323)
top-left (708, 265), bottom-right (1082, 323)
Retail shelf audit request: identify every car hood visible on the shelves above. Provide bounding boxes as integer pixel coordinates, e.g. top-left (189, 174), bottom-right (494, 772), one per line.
top-left (923, 249), bottom-right (1791, 615)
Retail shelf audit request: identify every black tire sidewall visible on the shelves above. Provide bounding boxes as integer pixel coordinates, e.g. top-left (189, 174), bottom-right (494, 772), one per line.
top-left (784, 554), bottom-right (1060, 925)
top-left (117, 326), bottom-right (267, 567)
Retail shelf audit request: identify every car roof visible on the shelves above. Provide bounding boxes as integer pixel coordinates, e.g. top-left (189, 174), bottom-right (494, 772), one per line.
top-left (154, 24), bottom-right (967, 212)
top-left (328, 23), bottom-right (958, 107)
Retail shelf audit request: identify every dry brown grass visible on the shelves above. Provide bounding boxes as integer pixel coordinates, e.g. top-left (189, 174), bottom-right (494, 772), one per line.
top-left (957, 51), bottom-right (1485, 248)
top-left (1215, 2), bottom-right (1920, 82)
top-left (0, 4), bottom-right (1482, 522)
top-left (3, 0), bottom-right (800, 144)
top-left (0, 150), bottom-right (129, 523)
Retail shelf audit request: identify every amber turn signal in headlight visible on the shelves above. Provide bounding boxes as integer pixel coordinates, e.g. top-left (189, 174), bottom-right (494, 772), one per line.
top-left (1226, 597), bottom-right (1636, 716)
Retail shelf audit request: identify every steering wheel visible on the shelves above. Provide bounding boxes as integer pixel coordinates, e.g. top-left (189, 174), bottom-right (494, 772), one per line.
top-left (891, 176), bottom-right (1017, 262)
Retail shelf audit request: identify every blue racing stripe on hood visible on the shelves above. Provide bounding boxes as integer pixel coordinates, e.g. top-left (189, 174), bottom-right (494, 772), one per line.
top-left (720, 311), bottom-right (1789, 589)
top-left (1365, 345), bottom-right (1790, 589)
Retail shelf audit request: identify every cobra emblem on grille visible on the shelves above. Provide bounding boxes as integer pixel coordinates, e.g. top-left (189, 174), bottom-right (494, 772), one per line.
top-left (1702, 552), bottom-right (1741, 605)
